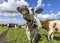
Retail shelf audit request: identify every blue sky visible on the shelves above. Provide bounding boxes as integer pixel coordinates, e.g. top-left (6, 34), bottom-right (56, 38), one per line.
top-left (0, 0), bottom-right (60, 25)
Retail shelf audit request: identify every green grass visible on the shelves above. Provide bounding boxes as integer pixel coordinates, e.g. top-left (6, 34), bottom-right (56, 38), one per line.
top-left (0, 27), bottom-right (60, 43)
top-left (0, 26), bottom-right (8, 35)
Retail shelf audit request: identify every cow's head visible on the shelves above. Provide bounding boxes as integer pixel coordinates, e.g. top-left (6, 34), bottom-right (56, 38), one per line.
top-left (17, 5), bottom-right (43, 21)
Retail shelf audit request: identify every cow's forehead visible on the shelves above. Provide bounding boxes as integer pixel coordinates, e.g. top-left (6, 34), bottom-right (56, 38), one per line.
top-left (28, 7), bottom-right (33, 10)
top-left (20, 5), bottom-right (33, 11)
top-left (28, 7), bottom-right (34, 12)
top-left (28, 7), bottom-right (34, 15)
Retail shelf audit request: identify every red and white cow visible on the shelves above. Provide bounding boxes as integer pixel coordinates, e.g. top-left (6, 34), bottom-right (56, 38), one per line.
top-left (17, 5), bottom-right (43, 43)
top-left (42, 20), bottom-right (60, 41)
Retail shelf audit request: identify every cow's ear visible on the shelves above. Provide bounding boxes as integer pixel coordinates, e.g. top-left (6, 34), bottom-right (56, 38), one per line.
top-left (35, 8), bottom-right (43, 14)
top-left (17, 7), bottom-right (21, 12)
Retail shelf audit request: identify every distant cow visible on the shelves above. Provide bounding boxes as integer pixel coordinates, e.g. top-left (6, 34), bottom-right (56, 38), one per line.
top-left (17, 5), bottom-right (43, 43)
top-left (0, 24), bottom-right (4, 27)
top-left (42, 20), bottom-right (60, 41)
top-left (8, 24), bottom-right (17, 28)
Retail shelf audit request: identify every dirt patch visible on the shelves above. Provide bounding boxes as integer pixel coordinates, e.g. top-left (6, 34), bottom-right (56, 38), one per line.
top-left (0, 29), bottom-right (9, 43)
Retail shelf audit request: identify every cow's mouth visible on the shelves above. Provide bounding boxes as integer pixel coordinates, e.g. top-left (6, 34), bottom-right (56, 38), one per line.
top-left (22, 10), bottom-right (28, 14)
top-left (21, 7), bottom-right (29, 15)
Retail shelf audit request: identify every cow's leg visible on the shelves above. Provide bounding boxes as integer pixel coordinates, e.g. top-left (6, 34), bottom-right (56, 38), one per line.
top-left (48, 30), bottom-right (53, 41)
top-left (51, 33), bottom-right (53, 41)
top-left (32, 29), bottom-right (38, 43)
top-left (26, 30), bottom-right (31, 43)
top-left (48, 31), bottom-right (52, 41)
top-left (32, 35), bottom-right (36, 43)
top-left (48, 33), bottom-right (51, 41)
top-left (26, 27), bottom-right (31, 43)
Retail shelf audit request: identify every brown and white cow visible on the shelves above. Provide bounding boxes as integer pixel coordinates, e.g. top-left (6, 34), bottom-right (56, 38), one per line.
top-left (17, 5), bottom-right (43, 43)
top-left (42, 20), bottom-right (60, 41)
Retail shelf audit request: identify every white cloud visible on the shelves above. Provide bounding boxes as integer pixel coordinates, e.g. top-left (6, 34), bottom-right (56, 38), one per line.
top-left (0, 12), bottom-right (2, 15)
top-left (42, 14), bottom-right (50, 18)
top-left (50, 10), bottom-right (53, 13)
top-left (47, 4), bottom-right (51, 6)
top-left (0, 0), bottom-right (28, 24)
top-left (0, 18), bottom-right (10, 24)
top-left (13, 18), bottom-right (17, 21)
top-left (37, 13), bottom-right (57, 20)
top-left (34, 0), bottom-right (42, 9)
top-left (8, 0), bottom-right (15, 2)
top-left (0, 12), bottom-right (23, 17)
top-left (36, 11), bottom-right (60, 20)
top-left (35, 1), bottom-right (51, 9)
top-left (42, 3), bottom-right (45, 7)
top-left (0, 17), bottom-right (26, 24)
top-left (0, 0), bottom-right (29, 12)
top-left (57, 11), bottom-right (60, 15)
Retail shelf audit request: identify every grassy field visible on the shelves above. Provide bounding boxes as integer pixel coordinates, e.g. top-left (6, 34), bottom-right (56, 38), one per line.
top-left (0, 26), bottom-right (60, 43)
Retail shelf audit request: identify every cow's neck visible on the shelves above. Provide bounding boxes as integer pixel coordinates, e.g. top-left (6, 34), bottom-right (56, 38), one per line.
top-left (26, 18), bottom-right (37, 29)
top-left (27, 20), bottom-right (34, 26)
top-left (27, 19), bottom-right (34, 27)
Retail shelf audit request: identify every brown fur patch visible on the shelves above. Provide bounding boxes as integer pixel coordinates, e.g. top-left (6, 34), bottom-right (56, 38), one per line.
top-left (55, 28), bottom-right (58, 31)
top-left (53, 23), bottom-right (58, 32)
top-left (42, 21), bottom-right (50, 31)
top-left (53, 23), bottom-right (56, 28)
